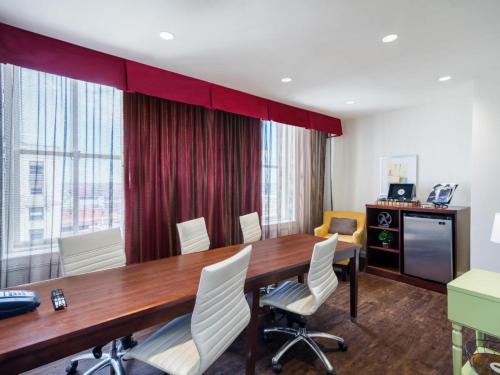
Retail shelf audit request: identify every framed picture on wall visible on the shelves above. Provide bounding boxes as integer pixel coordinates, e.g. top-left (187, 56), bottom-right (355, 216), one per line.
top-left (379, 155), bottom-right (418, 197)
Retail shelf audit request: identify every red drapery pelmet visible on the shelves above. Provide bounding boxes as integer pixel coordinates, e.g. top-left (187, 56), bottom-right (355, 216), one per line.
top-left (0, 23), bottom-right (342, 135)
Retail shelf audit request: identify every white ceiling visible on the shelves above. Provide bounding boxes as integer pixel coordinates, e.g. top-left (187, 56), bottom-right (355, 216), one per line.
top-left (1, 0), bottom-right (499, 119)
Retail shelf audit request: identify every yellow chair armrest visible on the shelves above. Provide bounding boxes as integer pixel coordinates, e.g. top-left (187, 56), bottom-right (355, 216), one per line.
top-left (314, 225), bottom-right (328, 237)
top-left (351, 228), bottom-right (365, 245)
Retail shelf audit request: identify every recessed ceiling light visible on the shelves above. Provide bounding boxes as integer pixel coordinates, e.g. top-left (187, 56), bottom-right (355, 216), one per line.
top-left (159, 31), bottom-right (175, 40)
top-left (438, 76), bottom-right (452, 82)
top-left (281, 77), bottom-right (292, 83)
top-left (346, 100), bottom-right (355, 105)
top-left (382, 34), bottom-right (398, 43)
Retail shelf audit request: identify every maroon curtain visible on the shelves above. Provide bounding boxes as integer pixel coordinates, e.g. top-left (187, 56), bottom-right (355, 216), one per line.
top-left (124, 93), bottom-right (261, 263)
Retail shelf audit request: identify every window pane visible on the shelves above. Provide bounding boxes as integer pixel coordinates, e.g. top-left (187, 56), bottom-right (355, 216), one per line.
top-left (30, 229), bottom-right (44, 242)
top-left (17, 154), bottom-right (73, 250)
top-left (29, 207), bottom-right (44, 221)
top-left (262, 121), bottom-right (297, 224)
top-left (29, 161), bottom-right (44, 194)
top-left (19, 69), bottom-right (73, 152)
top-left (77, 82), bottom-right (122, 157)
top-left (78, 157), bottom-right (122, 233)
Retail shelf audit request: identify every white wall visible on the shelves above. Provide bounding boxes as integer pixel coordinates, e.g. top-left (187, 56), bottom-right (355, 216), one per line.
top-left (332, 83), bottom-right (473, 212)
top-left (470, 76), bottom-right (500, 271)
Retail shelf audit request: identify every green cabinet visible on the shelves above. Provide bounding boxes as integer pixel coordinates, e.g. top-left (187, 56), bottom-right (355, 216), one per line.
top-left (448, 269), bottom-right (500, 374)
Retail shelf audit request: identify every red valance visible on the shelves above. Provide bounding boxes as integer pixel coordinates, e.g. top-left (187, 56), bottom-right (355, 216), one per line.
top-left (211, 85), bottom-right (269, 120)
top-left (0, 23), bottom-right (127, 90)
top-left (126, 61), bottom-right (211, 108)
top-left (268, 101), bottom-right (310, 128)
top-left (0, 22), bottom-right (342, 134)
top-left (309, 112), bottom-right (343, 136)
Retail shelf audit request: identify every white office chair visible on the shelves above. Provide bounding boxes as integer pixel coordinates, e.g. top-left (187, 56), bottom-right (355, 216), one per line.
top-left (58, 228), bottom-right (134, 375)
top-left (238, 212), bottom-right (276, 294)
top-left (239, 212), bottom-right (262, 244)
top-left (124, 245), bottom-right (252, 375)
top-left (177, 217), bottom-right (211, 254)
top-left (260, 234), bottom-right (347, 375)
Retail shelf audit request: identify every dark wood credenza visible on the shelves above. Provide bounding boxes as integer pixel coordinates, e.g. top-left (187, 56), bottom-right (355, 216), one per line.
top-left (365, 204), bottom-right (470, 293)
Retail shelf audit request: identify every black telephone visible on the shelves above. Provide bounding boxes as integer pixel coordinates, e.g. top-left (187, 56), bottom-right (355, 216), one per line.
top-left (0, 290), bottom-right (41, 319)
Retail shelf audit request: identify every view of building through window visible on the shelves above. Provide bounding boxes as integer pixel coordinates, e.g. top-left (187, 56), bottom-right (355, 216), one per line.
top-left (1, 64), bottom-right (123, 256)
top-left (262, 121), bottom-right (297, 224)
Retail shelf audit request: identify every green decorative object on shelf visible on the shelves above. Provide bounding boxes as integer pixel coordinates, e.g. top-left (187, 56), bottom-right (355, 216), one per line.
top-left (378, 230), bottom-right (394, 248)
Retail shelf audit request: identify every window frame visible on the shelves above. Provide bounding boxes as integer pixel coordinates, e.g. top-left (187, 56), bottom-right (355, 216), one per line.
top-left (3, 68), bottom-right (122, 253)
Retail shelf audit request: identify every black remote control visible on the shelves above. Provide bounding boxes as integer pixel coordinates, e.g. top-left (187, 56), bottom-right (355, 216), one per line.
top-left (51, 289), bottom-right (67, 311)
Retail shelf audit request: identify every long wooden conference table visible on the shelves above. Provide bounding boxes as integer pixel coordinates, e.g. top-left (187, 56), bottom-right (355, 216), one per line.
top-left (0, 234), bottom-right (360, 374)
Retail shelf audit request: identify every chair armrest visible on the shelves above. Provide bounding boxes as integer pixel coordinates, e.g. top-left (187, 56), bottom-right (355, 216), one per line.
top-left (351, 228), bottom-right (365, 245)
top-left (314, 225), bottom-right (328, 237)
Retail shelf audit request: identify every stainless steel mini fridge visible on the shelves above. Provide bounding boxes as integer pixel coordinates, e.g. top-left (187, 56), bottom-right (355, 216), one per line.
top-left (403, 213), bottom-right (453, 284)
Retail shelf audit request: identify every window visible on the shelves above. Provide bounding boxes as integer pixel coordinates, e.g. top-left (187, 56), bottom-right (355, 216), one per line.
top-left (29, 207), bottom-right (44, 221)
top-left (1, 64), bottom-right (123, 258)
top-left (261, 122), bottom-right (297, 224)
top-left (261, 121), bottom-right (319, 240)
top-left (29, 229), bottom-right (44, 242)
top-left (29, 161), bottom-right (44, 194)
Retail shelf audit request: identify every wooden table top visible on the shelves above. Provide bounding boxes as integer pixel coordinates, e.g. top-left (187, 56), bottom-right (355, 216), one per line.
top-left (0, 234), bottom-right (358, 372)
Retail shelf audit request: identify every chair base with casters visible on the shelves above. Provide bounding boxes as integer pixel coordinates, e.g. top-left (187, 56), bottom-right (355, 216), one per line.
top-left (263, 322), bottom-right (347, 375)
top-left (66, 336), bottom-right (137, 375)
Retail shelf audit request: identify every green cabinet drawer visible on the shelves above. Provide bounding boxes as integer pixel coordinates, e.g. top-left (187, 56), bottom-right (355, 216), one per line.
top-left (448, 289), bottom-right (500, 337)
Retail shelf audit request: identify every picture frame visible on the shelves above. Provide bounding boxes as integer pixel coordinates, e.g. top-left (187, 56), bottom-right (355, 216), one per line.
top-left (379, 155), bottom-right (418, 197)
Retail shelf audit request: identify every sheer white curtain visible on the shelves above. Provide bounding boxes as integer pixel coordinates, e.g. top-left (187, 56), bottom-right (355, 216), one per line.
top-left (262, 121), bottom-right (322, 238)
top-left (0, 64), bottom-right (123, 288)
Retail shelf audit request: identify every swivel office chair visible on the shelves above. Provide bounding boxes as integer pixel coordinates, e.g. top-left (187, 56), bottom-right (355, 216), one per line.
top-left (177, 217), bottom-right (211, 254)
top-left (124, 245), bottom-right (252, 375)
top-left (260, 234), bottom-right (347, 374)
top-left (239, 212), bottom-right (262, 244)
top-left (58, 228), bottom-right (135, 375)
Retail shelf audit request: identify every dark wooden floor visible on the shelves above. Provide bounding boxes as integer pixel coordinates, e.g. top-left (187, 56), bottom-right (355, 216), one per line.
top-left (24, 273), bottom-right (470, 375)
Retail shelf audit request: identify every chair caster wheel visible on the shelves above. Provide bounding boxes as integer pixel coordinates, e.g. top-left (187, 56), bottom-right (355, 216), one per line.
top-left (92, 345), bottom-right (103, 358)
top-left (338, 341), bottom-right (348, 352)
top-left (326, 369), bottom-right (336, 375)
top-left (269, 308), bottom-right (277, 323)
top-left (286, 314), bottom-right (307, 328)
top-left (66, 361), bottom-right (78, 374)
top-left (272, 362), bottom-right (283, 373)
top-left (121, 335), bottom-right (138, 350)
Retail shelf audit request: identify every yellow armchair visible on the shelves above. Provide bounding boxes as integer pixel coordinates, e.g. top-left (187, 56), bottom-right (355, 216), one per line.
top-left (314, 211), bottom-right (366, 268)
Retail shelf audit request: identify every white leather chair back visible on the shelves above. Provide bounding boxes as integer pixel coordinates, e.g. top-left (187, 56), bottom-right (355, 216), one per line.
top-left (191, 245), bottom-right (252, 374)
top-left (58, 228), bottom-right (125, 276)
top-left (239, 212), bottom-right (262, 244)
top-left (177, 217), bottom-right (211, 255)
top-left (307, 234), bottom-right (339, 312)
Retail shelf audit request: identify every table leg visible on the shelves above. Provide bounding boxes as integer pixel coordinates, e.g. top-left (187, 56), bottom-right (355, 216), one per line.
top-left (476, 330), bottom-right (485, 348)
top-left (452, 323), bottom-right (463, 375)
top-left (246, 288), bottom-right (260, 375)
top-left (349, 253), bottom-right (358, 319)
